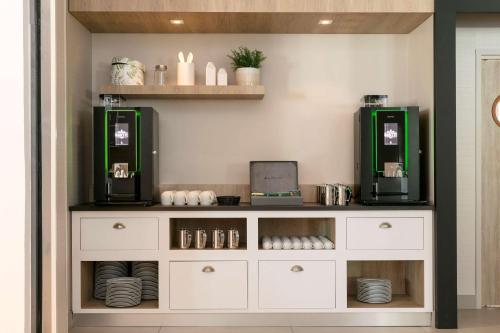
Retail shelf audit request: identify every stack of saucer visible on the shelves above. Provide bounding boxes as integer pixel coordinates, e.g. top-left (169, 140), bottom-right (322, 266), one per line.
top-left (357, 278), bottom-right (392, 304)
top-left (132, 261), bottom-right (158, 300)
top-left (94, 261), bottom-right (129, 300)
top-left (105, 277), bottom-right (142, 308)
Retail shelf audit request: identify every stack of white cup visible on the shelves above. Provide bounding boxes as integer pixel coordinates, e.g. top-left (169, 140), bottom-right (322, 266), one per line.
top-left (161, 190), bottom-right (217, 206)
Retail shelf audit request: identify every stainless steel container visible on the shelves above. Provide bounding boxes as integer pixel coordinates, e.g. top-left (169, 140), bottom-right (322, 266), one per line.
top-left (227, 229), bottom-right (240, 249)
top-left (177, 229), bottom-right (192, 249)
top-left (194, 229), bottom-right (207, 249)
top-left (334, 184), bottom-right (352, 206)
top-left (212, 229), bottom-right (225, 249)
top-left (317, 184), bottom-right (334, 206)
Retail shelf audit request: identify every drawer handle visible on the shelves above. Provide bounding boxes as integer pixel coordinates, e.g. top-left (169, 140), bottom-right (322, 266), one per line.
top-left (113, 222), bottom-right (126, 230)
top-left (291, 265), bottom-right (304, 272)
top-left (202, 266), bottom-right (215, 273)
top-left (379, 222), bottom-right (392, 229)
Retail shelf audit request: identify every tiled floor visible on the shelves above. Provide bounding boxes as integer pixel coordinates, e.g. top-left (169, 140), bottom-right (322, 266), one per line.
top-left (70, 309), bottom-right (500, 333)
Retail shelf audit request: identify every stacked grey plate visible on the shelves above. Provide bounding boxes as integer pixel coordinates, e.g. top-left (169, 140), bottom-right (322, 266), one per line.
top-left (357, 278), bottom-right (392, 304)
top-left (132, 261), bottom-right (158, 300)
top-left (105, 277), bottom-right (142, 308)
top-left (94, 261), bottom-right (128, 300)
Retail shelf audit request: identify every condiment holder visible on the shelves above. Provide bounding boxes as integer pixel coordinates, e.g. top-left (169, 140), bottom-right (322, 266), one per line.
top-left (177, 51), bottom-right (195, 85)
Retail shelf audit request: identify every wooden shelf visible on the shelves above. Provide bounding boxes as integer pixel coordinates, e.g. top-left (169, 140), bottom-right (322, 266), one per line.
top-left (347, 260), bottom-right (424, 309)
top-left (83, 298), bottom-right (158, 310)
top-left (69, 0), bottom-right (433, 34)
top-left (100, 85), bottom-right (265, 100)
top-left (347, 295), bottom-right (422, 309)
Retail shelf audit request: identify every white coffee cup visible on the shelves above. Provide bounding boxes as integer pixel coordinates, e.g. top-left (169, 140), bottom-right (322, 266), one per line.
top-left (199, 190), bottom-right (216, 206)
top-left (161, 190), bottom-right (175, 206)
top-left (173, 190), bottom-right (188, 206)
top-left (187, 190), bottom-right (201, 206)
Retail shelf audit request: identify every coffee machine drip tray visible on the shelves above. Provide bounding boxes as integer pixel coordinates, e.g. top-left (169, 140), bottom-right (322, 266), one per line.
top-left (374, 177), bottom-right (408, 196)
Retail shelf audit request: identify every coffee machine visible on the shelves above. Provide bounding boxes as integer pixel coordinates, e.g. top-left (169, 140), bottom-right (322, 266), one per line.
top-left (354, 106), bottom-right (421, 204)
top-left (93, 107), bottom-right (159, 205)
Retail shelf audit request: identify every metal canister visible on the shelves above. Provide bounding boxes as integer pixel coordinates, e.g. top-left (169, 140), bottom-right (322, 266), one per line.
top-left (212, 229), bottom-right (225, 249)
top-left (177, 229), bottom-right (192, 249)
top-left (334, 184), bottom-right (353, 206)
top-left (194, 229), bottom-right (207, 249)
top-left (227, 229), bottom-right (240, 249)
top-left (317, 184), bottom-right (334, 206)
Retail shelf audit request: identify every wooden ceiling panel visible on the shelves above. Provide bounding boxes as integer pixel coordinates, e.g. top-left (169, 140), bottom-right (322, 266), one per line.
top-left (69, 0), bottom-right (434, 34)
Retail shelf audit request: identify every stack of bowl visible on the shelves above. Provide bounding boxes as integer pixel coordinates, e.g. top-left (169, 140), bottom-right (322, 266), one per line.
top-left (356, 278), bottom-right (392, 304)
top-left (94, 261), bottom-right (129, 300)
top-left (132, 261), bottom-right (158, 300)
top-left (105, 277), bottom-right (142, 308)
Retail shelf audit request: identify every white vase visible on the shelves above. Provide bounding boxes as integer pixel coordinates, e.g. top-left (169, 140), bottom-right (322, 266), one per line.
top-left (235, 67), bottom-right (260, 86)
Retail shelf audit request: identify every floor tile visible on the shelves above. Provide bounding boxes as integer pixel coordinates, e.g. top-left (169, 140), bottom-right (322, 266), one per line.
top-left (159, 327), bottom-right (292, 333)
top-left (71, 327), bottom-right (160, 333)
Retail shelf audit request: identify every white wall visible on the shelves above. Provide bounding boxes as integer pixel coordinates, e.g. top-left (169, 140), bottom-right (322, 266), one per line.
top-left (67, 15), bottom-right (92, 206)
top-left (67, 12), bottom-right (92, 329)
top-left (409, 18), bottom-right (434, 203)
top-left (0, 0), bottom-right (29, 332)
top-left (92, 30), bottom-right (435, 187)
top-left (456, 16), bottom-right (500, 301)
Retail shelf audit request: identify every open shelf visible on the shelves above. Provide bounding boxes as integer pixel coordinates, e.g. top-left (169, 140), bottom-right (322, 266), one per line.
top-left (170, 218), bottom-right (247, 250)
top-left (81, 261), bottom-right (159, 310)
top-left (69, 0), bottom-right (433, 34)
top-left (100, 85), bottom-right (265, 100)
top-left (347, 260), bottom-right (424, 309)
top-left (258, 218), bottom-right (335, 250)
top-left (347, 294), bottom-right (421, 309)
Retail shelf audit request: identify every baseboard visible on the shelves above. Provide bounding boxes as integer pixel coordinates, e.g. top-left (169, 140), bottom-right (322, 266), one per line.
top-left (73, 312), bottom-right (432, 327)
top-left (458, 295), bottom-right (478, 309)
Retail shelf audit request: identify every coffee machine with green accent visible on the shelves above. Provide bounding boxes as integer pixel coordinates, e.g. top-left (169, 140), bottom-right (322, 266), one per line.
top-left (93, 107), bottom-right (159, 205)
top-left (354, 106), bottom-right (422, 204)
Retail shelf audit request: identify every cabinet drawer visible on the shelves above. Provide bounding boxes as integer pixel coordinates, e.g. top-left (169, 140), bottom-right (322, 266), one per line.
top-left (346, 217), bottom-right (424, 250)
top-left (259, 261), bottom-right (335, 309)
top-left (169, 261), bottom-right (247, 310)
top-left (80, 217), bottom-right (159, 251)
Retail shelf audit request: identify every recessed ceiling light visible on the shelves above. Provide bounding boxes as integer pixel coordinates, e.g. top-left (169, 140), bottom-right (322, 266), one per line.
top-left (170, 19), bottom-right (184, 25)
top-left (318, 19), bottom-right (333, 25)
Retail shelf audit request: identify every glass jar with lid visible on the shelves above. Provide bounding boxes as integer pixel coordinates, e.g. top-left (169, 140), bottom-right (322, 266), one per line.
top-left (154, 65), bottom-right (168, 85)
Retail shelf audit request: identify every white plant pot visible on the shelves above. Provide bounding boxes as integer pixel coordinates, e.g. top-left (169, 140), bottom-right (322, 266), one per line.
top-left (111, 57), bottom-right (145, 85)
top-left (235, 67), bottom-right (260, 86)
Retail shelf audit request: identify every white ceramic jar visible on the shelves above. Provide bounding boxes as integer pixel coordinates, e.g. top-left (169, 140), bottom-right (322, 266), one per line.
top-left (235, 67), bottom-right (260, 86)
top-left (111, 57), bottom-right (145, 85)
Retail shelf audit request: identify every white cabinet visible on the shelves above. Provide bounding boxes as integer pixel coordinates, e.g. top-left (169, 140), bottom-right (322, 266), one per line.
top-left (80, 217), bottom-right (159, 250)
top-left (169, 261), bottom-right (248, 310)
top-left (71, 209), bottom-right (433, 324)
top-left (258, 260), bottom-right (336, 309)
top-left (346, 217), bottom-right (424, 250)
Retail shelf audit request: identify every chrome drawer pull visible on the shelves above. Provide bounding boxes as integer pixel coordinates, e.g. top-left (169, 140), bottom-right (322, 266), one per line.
top-left (379, 222), bottom-right (392, 229)
top-left (202, 266), bottom-right (215, 273)
top-left (291, 265), bottom-right (304, 272)
top-left (113, 222), bottom-right (126, 230)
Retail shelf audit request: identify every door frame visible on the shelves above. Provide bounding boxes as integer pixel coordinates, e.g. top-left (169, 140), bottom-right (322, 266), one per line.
top-left (475, 50), bottom-right (500, 308)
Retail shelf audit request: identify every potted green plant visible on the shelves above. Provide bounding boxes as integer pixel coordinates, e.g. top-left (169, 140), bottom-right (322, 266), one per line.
top-left (227, 46), bottom-right (266, 86)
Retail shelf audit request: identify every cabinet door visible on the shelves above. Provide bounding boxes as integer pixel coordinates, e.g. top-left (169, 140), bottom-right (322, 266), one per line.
top-left (170, 261), bottom-right (247, 310)
top-left (80, 217), bottom-right (158, 250)
top-left (347, 217), bottom-right (424, 250)
top-left (259, 260), bottom-right (335, 309)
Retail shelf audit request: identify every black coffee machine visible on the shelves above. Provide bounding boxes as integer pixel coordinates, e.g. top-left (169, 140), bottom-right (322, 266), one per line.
top-left (94, 107), bottom-right (159, 205)
top-left (354, 106), bottom-right (421, 204)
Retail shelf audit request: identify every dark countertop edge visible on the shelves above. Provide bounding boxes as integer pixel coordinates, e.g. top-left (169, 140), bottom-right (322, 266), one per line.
top-left (69, 202), bottom-right (434, 212)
